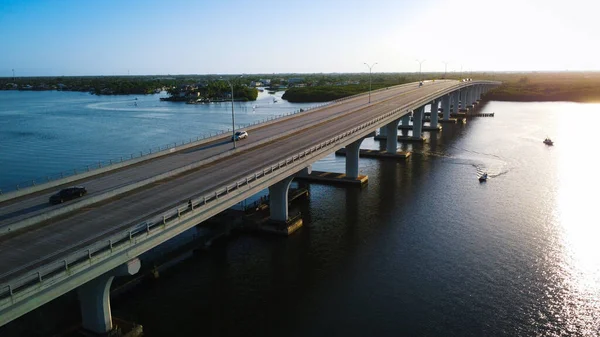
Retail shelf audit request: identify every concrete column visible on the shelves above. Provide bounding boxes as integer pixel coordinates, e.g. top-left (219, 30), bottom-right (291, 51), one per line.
top-left (401, 113), bottom-right (410, 126)
top-left (430, 99), bottom-right (439, 127)
top-left (345, 138), bottom-right (364, 178)
top-left (454, 90), bottom-right (461, 112)
top-left (466, 88), bottom-right (472, 108)
top-left (413, 106), bottom-right (424, 138)
top-left (384, 118), bottom-right (400, 153)
top-left (78, 274), bottom-right (114, 334)
top-left (442, 94), bottom-right (451, 120)
top-left (269, 176), bottom-right (294, 222)
top-left (379, 126), bottom-right (387, 136)
top-left (78, 259), bottom-right (141, 335)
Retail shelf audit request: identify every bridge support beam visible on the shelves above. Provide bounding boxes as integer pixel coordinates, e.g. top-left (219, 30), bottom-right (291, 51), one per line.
top-left (269, 176), bottom-right (295, 222)
top-left (384, 119), bottom-right (400, 153)
top-left (430, 99), bottom-right (439, 128)
top-left (413, 107), bottom-right (424, 138)
top-left (78, 258), bottom-right (141, 335)
top-left (442, 94), bottom-right (451, 120)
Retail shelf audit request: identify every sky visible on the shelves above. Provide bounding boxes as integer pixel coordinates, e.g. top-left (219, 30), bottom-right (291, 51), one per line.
top-left (1, 0), bottom-right (599, 76)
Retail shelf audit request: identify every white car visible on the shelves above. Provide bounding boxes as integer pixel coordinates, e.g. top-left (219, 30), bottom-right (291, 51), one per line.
top-left (232, 131), bottom-right (248, 141)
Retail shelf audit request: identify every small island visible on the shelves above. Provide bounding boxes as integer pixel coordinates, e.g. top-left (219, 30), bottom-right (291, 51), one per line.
top-left (161, 81), bottom-right (258, 103)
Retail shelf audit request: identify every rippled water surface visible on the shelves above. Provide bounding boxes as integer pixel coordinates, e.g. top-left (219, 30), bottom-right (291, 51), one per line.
top-left (0, 90), bottom-right (313, 191)
top-left (1, 92), bottom-right (599, 336)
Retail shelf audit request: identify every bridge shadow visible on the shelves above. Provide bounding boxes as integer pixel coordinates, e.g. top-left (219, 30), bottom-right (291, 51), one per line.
top-left (0, 203), bottom-right (51, 222)
top-left (181, 140), bottom-right (232, 154)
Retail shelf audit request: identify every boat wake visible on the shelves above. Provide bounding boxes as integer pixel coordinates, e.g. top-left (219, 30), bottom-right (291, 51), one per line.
top-left (85, 101), bottom-right (170, 113)
top-left (442, 154), bottom-right (510, 178)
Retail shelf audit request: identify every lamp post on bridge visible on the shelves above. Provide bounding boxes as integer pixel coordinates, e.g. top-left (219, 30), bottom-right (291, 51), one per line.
top-left (443, 61), bottom-right (449, 79)
top-left (416, 59), bottom-right (425, 83)
top-left (220, 76), bottom-right (242, 149)
top-left (363, 62), bottom-right (377, 103)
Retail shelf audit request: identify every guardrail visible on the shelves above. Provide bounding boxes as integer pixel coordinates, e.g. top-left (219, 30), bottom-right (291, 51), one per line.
top-left (0, 80), bottom-right (501, 310)
top-left (0, 80), bottom-right (422, 200)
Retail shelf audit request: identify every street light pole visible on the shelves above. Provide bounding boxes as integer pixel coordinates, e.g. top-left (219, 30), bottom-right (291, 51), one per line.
top-left (416, 59), bottom-right (425, 82)
top-left (363, 62), bottom-right (377, 103)
top-left (220, 76), bottom-right (238, 149)
top-left (443, 61), bottom-right (449, 79)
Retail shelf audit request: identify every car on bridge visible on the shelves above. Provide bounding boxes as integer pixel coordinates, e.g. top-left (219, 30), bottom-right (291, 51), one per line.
top-left (232, 131), bottom-right (248, 141)
top-left (49, 186), bottom-right (87, 204)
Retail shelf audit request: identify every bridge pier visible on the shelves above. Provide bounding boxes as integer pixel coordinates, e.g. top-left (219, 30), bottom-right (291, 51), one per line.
top-left (269, 176), bottom-right (295, 222)
top-left (384, 119), bottom-right (400, 153)
top-left (441, 94), bottom-right (452, 122)
top-left (424, 99), bottom-right (440, 130)
top-left (467, 88), bottom-right (474, 108)
top-left (412, 106), bottom-right (424, 139)
top-left (454, 90), bottom-right (461, 112)
top-left (78, 258), bottom-right (141, 335)
top-left (401, 113), bottom-right (410, 126)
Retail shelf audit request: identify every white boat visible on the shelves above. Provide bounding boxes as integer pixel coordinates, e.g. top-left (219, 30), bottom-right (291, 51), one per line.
top-left (543, 137), bottom-right (553, 145)
top-left (479, 173), bottom-right (488, 182)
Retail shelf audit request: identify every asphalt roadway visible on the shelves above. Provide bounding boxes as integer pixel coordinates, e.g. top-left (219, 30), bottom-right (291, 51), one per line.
top-left (0, 80), bottom-right (460, 284)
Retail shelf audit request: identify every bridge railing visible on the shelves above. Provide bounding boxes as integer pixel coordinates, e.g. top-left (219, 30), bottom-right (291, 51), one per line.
top-left (0, 81), bottom-right (501, 308)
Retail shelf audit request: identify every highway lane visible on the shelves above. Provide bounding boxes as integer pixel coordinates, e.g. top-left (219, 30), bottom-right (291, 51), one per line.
top-left (0, 80), bottom-right (461, 284)
top-left (0, 80), bottom-right (448, 228)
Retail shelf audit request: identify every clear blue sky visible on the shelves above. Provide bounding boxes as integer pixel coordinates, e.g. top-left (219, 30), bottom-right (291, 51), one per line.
top-left (1, 0), bottom-right (598, 76)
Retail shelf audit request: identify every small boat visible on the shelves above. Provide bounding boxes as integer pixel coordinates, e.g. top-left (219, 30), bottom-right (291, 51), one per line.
top-left (543, 137), bottom-right (553, 146)
top-left (479, 172), bottom-right (488, 182)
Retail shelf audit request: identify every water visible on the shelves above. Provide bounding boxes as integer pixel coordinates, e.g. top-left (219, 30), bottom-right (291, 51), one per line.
top-left (1, 93), bottom-right (599, 336)
top-left (0, 90), bottom-right (314, 191)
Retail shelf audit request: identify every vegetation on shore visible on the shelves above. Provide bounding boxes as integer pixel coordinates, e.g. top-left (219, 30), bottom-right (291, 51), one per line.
top-left (281, 74), bottom-right (424, 102)
top-left (0, 76), bottom-right (168, 95)
top-left (3, 72), bottom-right (600, 103)
top-left (480, 72), bottom-right (600, 103)
top-left (283, 72), bottom-right (600, 103)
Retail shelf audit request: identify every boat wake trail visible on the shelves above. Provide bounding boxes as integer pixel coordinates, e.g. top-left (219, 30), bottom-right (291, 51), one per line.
top-left (441, 150), bottom-right (511, 178)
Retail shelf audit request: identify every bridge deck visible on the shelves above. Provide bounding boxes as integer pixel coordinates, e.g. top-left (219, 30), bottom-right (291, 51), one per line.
top-left (0, 80), bottom-right (477, 286)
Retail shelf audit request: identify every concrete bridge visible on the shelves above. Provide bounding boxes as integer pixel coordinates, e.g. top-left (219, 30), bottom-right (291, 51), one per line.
top-left (0, 79), bottom-right (499, 334)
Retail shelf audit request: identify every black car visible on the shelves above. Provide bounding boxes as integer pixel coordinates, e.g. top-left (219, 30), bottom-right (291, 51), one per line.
top-left (49, 186), bottom-right (87, 204)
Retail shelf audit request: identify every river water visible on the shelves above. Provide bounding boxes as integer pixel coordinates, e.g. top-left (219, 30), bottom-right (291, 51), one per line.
top-left (1, 91), bottom-right (599, 336)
